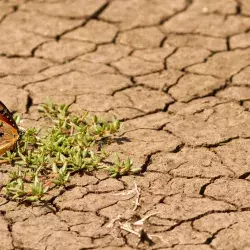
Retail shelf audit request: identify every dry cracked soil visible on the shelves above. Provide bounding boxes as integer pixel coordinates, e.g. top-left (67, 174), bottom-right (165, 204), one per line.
top-left (1, 0), bottom-right (250, 249)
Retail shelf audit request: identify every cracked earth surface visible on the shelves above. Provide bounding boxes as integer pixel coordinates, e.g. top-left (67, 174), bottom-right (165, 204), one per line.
top-left (1, 0), bottom-right (250, 249)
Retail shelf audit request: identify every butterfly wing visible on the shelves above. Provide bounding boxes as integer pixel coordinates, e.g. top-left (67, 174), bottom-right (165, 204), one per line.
top-left (0, 101), bottom-right (19, 130)
top-left (0, 121), bottom-right (19, 155)
top-left (0, 102), bottom-right (19, 156)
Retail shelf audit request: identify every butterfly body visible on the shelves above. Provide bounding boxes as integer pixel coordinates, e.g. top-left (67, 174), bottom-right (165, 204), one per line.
top-left (0, 101), bottom-right (19, 156)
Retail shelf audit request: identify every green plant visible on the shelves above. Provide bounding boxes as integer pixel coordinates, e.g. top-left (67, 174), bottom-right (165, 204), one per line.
top-left (107, 153), bottom-right (138, 178)
top-left (0, 100), bottom-right (140, 201)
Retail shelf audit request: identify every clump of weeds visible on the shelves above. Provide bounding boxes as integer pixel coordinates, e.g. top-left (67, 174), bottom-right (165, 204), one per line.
top-left (0, 100), bottom-right (140, 202)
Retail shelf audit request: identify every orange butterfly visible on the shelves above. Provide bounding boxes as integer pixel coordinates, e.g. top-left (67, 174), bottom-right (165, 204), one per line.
top-left (0, 101), bottom-right (20, 156)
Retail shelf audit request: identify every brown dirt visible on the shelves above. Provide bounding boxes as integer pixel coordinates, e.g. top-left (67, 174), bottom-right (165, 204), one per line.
top-left (1, 0), bottom-right (250, 249)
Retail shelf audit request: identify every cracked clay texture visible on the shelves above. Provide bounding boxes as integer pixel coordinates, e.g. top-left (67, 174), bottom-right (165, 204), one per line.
top-left (1, 0), bottom-right (250, 249)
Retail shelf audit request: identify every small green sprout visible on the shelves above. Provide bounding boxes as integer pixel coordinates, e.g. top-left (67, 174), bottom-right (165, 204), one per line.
top-left (52, 162), bottom-right (70, 186)
top-left (8, 166), bottom-right (26, 181)
top-left (5, 178), bottom-right (26, 200)
top-left (107, 153), bottom-right (141, 178)
top-left (27, 176), bottom-right (49, 201)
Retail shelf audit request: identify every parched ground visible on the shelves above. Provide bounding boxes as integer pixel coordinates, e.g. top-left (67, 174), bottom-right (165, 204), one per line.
top-left (1, 0), bottom-right (250, 249)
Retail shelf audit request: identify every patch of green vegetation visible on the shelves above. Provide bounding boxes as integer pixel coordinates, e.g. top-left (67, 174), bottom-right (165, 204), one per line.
top-left (0, 100), bottom-right (140, 202)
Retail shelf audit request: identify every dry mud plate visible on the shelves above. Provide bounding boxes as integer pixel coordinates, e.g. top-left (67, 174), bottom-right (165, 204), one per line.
top-left (1, 0), bottom-right (250, 249)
